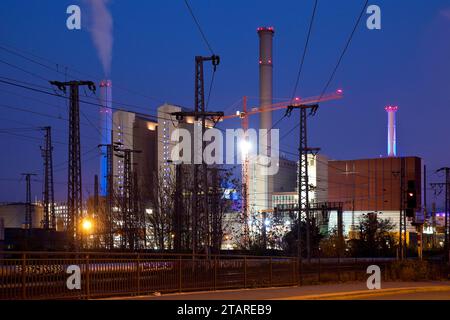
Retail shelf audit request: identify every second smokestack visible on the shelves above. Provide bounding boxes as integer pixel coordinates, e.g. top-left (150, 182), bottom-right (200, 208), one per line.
top-left (100, 79), bottom-right (112, 196)
top-left (385, 105), bottom-right (398, 157)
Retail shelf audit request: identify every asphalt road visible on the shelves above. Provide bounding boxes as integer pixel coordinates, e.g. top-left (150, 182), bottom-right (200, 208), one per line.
top-left (357, 291), bottom-right (450, 300)
top-left (118, 281), bottom-right (450, 300)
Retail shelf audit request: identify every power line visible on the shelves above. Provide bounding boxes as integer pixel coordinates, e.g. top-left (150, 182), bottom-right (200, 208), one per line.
top-left (281, 0), bottom-right (368, 141)
top-left (2, 56), bottom-right (162, 149)
top-left (0, 45), bottom-right (62, 75)
top-left (53, 152), bottom-right (100, 174)
top-left (1, 72), bottom-right (240, 124)
top-left (0, 99), bottom-right (180, 151)
top-left (0, 76), bottom-right (225, 151)
top-left (0, 129), bottom-right (66, 145)
top-left (0, 78), bottom-right (160, 120)
top-left (53, 146), bottom-right (100, 170)
top-left (0, 43), bottom-right (165, 105)
top-left (318, 0), bottom-right (369, 100)
top-left (0, 66), bottom-right (160, 115)
top-left (0, 58), bottom-right (50, 83)
top-left (0, 90), bottom-right (169, 145)
top-left (183, 0), bottom-right (215, 54)
top-left (291, 0), bottom-right (318, 100)
top-left (0, 75), bottom-right (58, 91)
top-left (0, 77), bottom-right (196, 124)
top-left (0, 86), bottom-right (67, 113)
top-left (206, 68), bottom-right (216, 110)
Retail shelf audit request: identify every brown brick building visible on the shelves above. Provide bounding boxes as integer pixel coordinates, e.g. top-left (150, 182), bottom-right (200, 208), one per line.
top-left (328, 156), bottom-right (422, 214)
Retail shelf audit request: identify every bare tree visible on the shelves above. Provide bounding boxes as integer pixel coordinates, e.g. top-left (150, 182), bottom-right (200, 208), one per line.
top-left (147, 167), bottom-right (175, 250)
top-left (144, 164), bottom-right (238, 253)
top-left (208, 167), bottom-right (237, 252)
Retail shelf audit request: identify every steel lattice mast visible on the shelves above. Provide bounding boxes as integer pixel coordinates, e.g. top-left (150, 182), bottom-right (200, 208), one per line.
top-left (22, 173), bottom-right (37, 229)
top-left (99, 135), bottom-right (115, 249)
top-left (286, 104), bottom-right (319, 262)
top-left (115, 148), bottom-right (141, 250)
top-left (41, 126), bottom-right (55, 230)
top-left (50, 80), bottom-right (96, 249)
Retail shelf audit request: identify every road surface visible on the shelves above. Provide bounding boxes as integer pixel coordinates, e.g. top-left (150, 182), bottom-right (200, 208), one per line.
top-left (112, 281), bottom-right (450, 300)
top-left (357, 291), bottom-right (450, 300)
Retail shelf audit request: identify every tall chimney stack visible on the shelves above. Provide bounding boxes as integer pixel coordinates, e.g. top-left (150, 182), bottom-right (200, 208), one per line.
top-left (256, 26), bottom-right (274, 211)
top-left (385, 105), bottom-right (398, 157)
top-left (100, 80), bottom-right (112, 196)
top-left (258, 26), bottom-right (274, 137)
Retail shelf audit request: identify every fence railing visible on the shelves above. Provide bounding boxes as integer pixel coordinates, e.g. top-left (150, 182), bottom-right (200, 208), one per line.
top-left (0, 252), bottom-right (299, 300)
top-left (1, 252), bottom-right (447, 300)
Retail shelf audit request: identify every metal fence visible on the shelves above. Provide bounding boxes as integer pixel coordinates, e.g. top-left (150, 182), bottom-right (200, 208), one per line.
top-left (0, 252), bottom-right (298, 300)
top-left (1, 252), bottom-right (447, 300)
top-left (299, 257), bottom-right (448, 285)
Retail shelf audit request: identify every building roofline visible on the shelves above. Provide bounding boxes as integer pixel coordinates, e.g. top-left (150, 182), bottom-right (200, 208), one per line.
top-left (328, 156), bottom-right (422, 162)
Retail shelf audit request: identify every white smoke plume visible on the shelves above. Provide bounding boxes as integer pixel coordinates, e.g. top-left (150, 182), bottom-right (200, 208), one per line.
top-left (86, 0), bottom-right (113, 76)
top-left (441, 8), bottom-right (450, 20)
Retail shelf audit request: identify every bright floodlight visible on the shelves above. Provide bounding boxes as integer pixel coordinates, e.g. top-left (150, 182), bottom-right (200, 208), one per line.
top-left (82, 218), bottom-right (93, 232)
top-left (240, 139), bottom-right (251, 156)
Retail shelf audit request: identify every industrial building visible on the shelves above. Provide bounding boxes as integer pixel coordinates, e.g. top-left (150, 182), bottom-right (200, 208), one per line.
top-left (327, 156), bottom-right (422, 234)
top-left (54, 202), bottom-right (68, 231)
top-left (0, 203), bottom-right (67, 250)
top-left (272, 154), bottom-right (328, 209)
top-left (248, 156), bottom-right (297, 214)
top-left (108, 103), bottom-right (223, 249)
top-left (112, 110), bottom-right (158, 204)
top-left (273, 157), bottom-right (298, 193)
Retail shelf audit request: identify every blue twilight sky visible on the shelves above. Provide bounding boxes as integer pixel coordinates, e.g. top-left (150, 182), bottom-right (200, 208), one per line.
top-left (0, 0), bottom-right (449, 205)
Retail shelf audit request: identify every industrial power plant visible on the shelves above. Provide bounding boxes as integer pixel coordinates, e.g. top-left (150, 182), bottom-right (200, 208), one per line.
top-left (0, 0), bottom-right (449, 302)
top-left (0, 25), bottom-right (441, 258)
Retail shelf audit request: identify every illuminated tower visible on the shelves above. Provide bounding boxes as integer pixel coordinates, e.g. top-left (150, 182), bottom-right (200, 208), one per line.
top-left (249, 26), bottom-right (274, 213)
top-left (100, 80), bottom-right (112, 196)
top-left (385, 105), bottom-right (398, 157)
